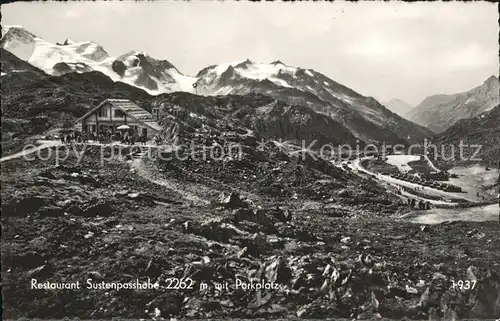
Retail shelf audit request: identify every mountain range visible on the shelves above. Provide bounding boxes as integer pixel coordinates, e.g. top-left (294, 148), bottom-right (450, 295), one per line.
top-left (1, 25), bottom-right (433, 146)
top-left (0, 25), bottom-right (197, 94)
top-left (407, 75), bottom-right (499, 133)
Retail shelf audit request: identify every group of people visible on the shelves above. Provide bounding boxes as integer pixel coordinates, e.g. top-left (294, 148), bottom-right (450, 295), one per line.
top-left (119, 132), bottom-right (139, 145)
top-left (59, 130), bottom-right (156, 145)
top-left (60, 131), bottom-right (110, 144)
top-left (93, 130), bottom-right (148, 144)
top-left (394, 186), bottom-right (432, 210)
top-left (408, 198), bottom-right (432, 210)
top-left (60, 131), bottom-right (88, 144)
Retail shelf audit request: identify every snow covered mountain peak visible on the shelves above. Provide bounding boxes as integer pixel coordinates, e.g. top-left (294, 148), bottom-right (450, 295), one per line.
top-left (234, 58), bottom-right (253, 68)
top-left (0, 26), bottom-right (197, 95)
top-left (191, 58), bottom-right (433, 143)
top-left (2, 25), bottom-right (110, 71)
top-left (2, 25), bottom-right (36, 40)
top-left (270, 60), bottom-right (285, 66)
top-left (194, 58), bottom-right (360, 99)
top-left (1, 25), bottom-right (39, 61)
top-left (56, 38), bottom-right (77, 46)
top-left (199, 59), bottom-right (297, 78)
top-left (195, 59), bottom-right (301, 93)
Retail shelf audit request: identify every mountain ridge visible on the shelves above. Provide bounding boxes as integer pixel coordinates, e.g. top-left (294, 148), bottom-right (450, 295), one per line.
top-left (407, 75), bottom-right (499, 133)
top-left (432, 104), bottom-right (500, 166)
top-left (2, 24), bottom-right (434, 145)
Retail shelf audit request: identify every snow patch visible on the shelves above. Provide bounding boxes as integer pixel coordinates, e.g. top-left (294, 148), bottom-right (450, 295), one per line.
top-left (236, 62), bottom-right (296, 80)
top-left (464, 96), bottom-right (476, 104)
top-left (385, 155), bottom-right (421, 172)
top-left (168, 68), bottom-right (197, 93)
top-left (214, 86), bottom-right (234, 96)
top-left (269, 77), bottom-right (292, 88)
top-left (306, 85), bottom-right (316, 92)
top-left (209, 60), bottom-right (298, 81)
top-left (326, 88), bottom-right (356, 105)
top-left (213, 60), bottom-right (246, 76)
top-left (4, 25), bottom-right (24, 30)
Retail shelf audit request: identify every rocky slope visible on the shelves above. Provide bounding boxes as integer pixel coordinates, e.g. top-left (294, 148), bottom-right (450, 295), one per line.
top-left (432, 104), bottom-right (500, 167)
top-left (2, 129), bottom-right (499, 320)
top-left (146, 92), bottom-right (362, 149)
top-left (408, 76), bottom-right (500, 133)
top-left (383, 98), bottom-right (413, 119)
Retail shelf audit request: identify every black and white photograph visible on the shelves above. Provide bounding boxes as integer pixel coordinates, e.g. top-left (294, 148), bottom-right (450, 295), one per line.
top-left (1, 1), bottom-right (499, 320)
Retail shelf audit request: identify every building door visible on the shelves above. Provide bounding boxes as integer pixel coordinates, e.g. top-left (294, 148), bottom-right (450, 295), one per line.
top-left (142, 128), bottom-right (147, 137)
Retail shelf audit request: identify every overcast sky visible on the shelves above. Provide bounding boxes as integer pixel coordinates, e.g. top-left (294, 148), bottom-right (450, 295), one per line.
top-left (2, 1), bottom-right (498, 105)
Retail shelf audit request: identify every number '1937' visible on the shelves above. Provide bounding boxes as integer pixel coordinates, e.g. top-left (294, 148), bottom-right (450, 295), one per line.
top-left (451, 280), bottom-right (476, 290)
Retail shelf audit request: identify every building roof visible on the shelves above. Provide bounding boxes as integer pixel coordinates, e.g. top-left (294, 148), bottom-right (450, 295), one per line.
top-left (77, 99), bottom-right (162, 132)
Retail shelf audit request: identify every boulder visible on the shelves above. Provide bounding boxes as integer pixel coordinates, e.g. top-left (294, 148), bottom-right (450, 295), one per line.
top-left (38, 171), bottom-right (57, 179)
top-left (255, 209), bottom-right (277, 230)
top-left (337, 189), bottom-right (350, 198)
top-left (216, 192), bottom-right (247, 209)
top-left (146, 293), bottom-right (182, 318)
top-left (27, 265), bottom-right (50, 278)
top-left (233, 208), bottom-right (254, 223)
top-left (267, 206), bottom-right (289, 223)
top-left (87, 271), bottom-right (105, 280)
top-left (247, 232), bottom-right (270, 256)
top-left (193, 220), bottom-right (243, 243)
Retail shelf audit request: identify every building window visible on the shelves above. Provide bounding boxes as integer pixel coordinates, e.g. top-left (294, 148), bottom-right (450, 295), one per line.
top-left (98, 108), bottom-right (108, 117)
top-left (114, 109), bottom-right (125, 118)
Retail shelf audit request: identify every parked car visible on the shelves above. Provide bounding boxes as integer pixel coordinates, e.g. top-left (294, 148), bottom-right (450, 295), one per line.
top-left (43, 134), bottom-right (59, 140)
